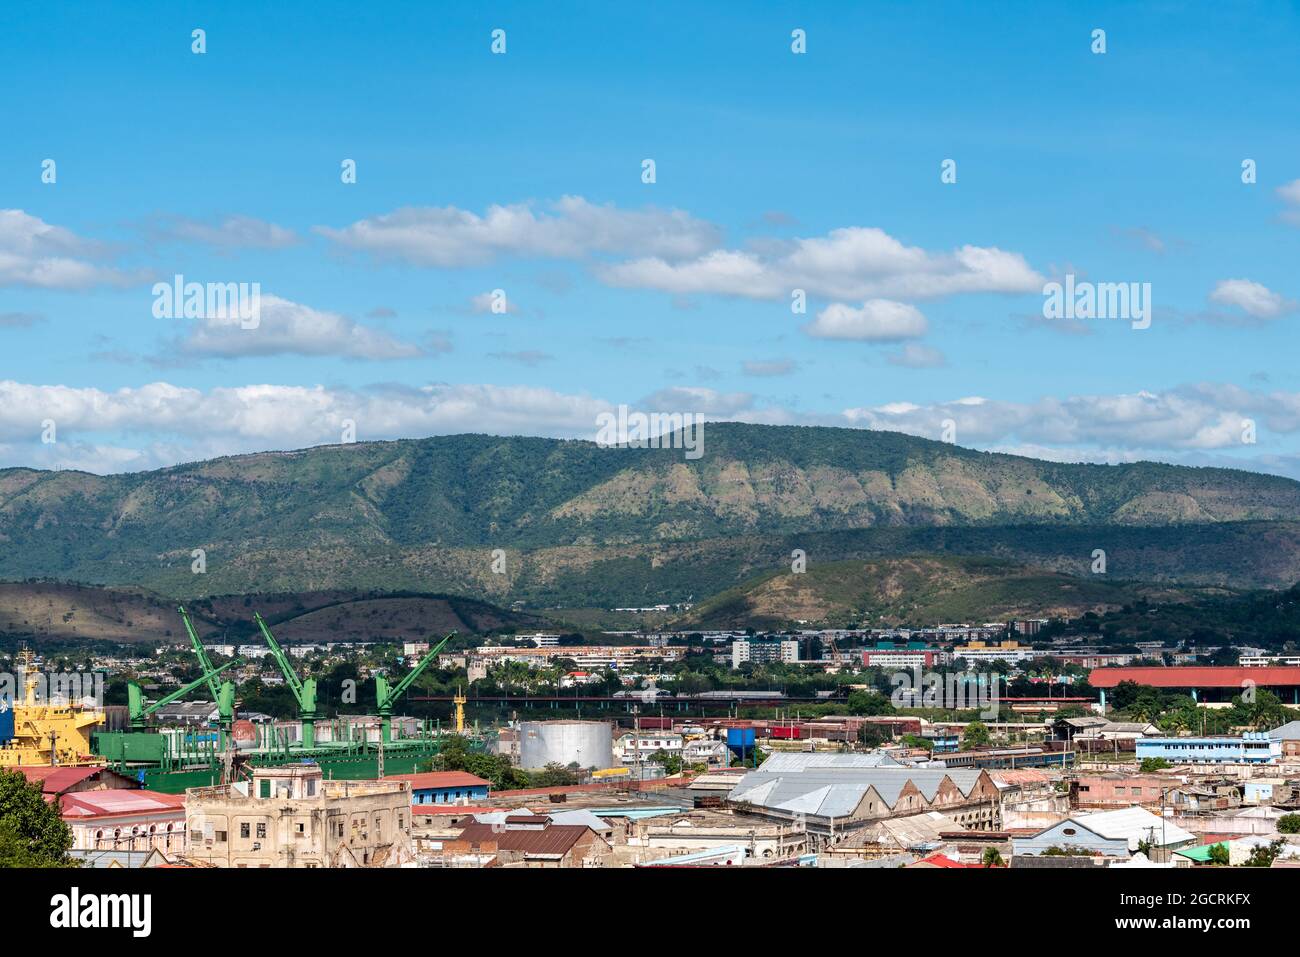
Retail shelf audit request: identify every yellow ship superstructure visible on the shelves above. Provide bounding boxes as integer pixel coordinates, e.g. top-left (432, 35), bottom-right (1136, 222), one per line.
top-left (0, 650), bottom-right (104, 768)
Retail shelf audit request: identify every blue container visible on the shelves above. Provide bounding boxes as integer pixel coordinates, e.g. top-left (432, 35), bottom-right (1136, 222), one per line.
top-left (0, 698), bottom-right (13, 746)
top-left (726, 728), bottom-right (755, 748)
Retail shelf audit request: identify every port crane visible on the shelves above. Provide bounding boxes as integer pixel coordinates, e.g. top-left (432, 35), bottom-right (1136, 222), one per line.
top-left (253, 612), bottom-right (319, 749)
top-left (127, 659), bottom-right (242, 731)
top-left (178, 606), bottom-right (240, 735)
top-left (376, 633), bottom-right (455, 744)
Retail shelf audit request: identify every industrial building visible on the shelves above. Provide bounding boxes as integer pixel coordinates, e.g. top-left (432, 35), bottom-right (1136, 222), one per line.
top-left (1089, 665), bottom-right (1300, 706)
top-left (726, 752), bottom-right (1001, 845)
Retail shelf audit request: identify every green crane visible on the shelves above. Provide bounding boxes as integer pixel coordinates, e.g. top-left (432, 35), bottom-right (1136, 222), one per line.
top-left (128, 659), bottom-right (242, 731)
top-left (376, 633), bottom-right (455, 744)
top-left (178, 605), bottom-right (240, 734)
top-left (253, 612), bottom-right (318, 749)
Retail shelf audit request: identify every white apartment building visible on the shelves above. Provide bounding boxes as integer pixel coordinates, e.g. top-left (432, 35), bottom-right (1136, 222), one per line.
top-left (731, 639), bottom-right (800, 669)
top-left (616, 732), bottom-right (685, 765)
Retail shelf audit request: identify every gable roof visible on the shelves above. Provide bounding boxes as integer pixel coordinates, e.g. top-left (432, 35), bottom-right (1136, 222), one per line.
top-left (1074, 807), bottom-right (1195, 849)
top-left (454, 822), bottom-right (600, 857)
top-left (388, 771), bottom-right (490, 791)
top-left (10, 766), bottom-right (105, 796)
top-left (1268, 720), bottom-right (1300, 741)
top-left (728, 766), bottom-right (988, 819)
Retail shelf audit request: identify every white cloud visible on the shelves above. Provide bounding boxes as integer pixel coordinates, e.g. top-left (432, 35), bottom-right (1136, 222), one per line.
top-left (1208, 278), bottom-right (1295, 319)
top-left (600, 226), bottom-right (1043, 302)
top-left (150, 214), bottom-right (299, 249)
top-left (0, 209), bottom-right (135, 289)
top-left (1277, 179), bottom-right (1300, 224)
top-left (638, 386), bottom-right (756, 417)
top-left (172, 294), bottom-right (424, 360)
top-left (804, 300), bottom-right (928, 341)
top-left (1, 379), bottom-right (1297, 476)
top-left (468, 291), bottom-right (522, 315)
top-left (316, 195), bottom-right (721, 267)
top-left (0, 380), bottom-right (615, 471)
top-left (841, 385), bottom-right (1300, 451)
top-left (885, 344), bottom-right (947, 368)
top-left (741, 358), bottom-right (797, 377)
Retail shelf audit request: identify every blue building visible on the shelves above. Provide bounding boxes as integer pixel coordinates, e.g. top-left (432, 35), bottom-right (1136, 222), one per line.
top-left (1136, 733), bottom-right (1280, 765)
top-left (395, 771), bottom-right (491, 805)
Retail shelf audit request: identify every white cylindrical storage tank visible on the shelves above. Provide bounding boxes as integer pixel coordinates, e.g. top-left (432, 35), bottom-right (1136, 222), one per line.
top-left (518, 720), bottom-right (615, 770)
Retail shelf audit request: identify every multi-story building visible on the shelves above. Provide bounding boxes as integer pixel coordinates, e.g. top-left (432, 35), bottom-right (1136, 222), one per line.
top-left (952, 640), bottom-right (1037, 665)
top-left (1136, 733), bottom-right (1281, 765)
top-left (60, 789), bottom-right (187, 855)
top-left (184, 764), bottom-right (414, 867)
top-left (731, 638), bottom-right (799, 668)
top-left (861, 648), bottom-right (951, 669)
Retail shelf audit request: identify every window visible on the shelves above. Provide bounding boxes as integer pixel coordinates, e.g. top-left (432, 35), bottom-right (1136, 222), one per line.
top-left (256, 823), bottom-right (267, 839)
top-left (259, 779), bottom-right (271, 798)
top-left (240, 823), bottom-right (250, 839)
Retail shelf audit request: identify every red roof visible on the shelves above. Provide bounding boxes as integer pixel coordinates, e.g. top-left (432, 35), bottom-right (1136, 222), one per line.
top-left (913, 853), bottom-right (986, 868)
top-left (388, 771), bottom-right (489, 791)
top-left (410, 805), bottom-right (495, 815)
top-left (59, 789), bottom-right (186, 820)
top-left (10, 766), bottom-right (106, 796)
top-left (454, 822), bottom-right (597, 857)
top-left (1089, 666), bottom-right (1300, 689)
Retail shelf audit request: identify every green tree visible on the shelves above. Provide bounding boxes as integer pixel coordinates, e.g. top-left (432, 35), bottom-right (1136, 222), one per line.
top-left (1277, 814), bottom-right (1300, 835)
top-left (1207, 842), bottom-right (1230, 866)
top-left (0, 770), bottom-right (76, 867)
top-left (1243, 839), bottom-right (1286, 868)
top-left (846, 690), bottom-right (896, 716)
top-left (981, 847), bottom-right (1004, 868)
top-left (857, 724), bottom-right (888, 748)
top-left (962, 721), bottom-right (990, 749)
top-left (1139, 758), bottom-right (1172, 773)
top-left (649, 749), bottom-right (683, 775)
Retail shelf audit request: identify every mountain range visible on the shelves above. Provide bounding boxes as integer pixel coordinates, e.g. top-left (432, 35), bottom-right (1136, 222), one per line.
top-left (2, 424), bottom-right (1299, 613)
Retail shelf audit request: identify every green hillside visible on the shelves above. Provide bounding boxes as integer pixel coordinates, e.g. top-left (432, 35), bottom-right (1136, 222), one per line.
top-left (681, 555), bottom-right (1216, 630)
top-left (1, 424), bottom-right (1298, 606)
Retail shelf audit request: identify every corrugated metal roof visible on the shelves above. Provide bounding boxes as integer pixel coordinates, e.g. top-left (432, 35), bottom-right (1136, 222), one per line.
top-left (1074, 807), bottom-right (1195, 849)
top-left (758, 752), bottom-right (905, 772)
top-left (728, 766), bottom-right (987, 818)
top-left (1268, 720), bottom-right (1300, 741)
top-left (388, 771), bottom-right (490, 790)
top-left (455, 821), bottom-right (597, 857)
top-left (12, 766), bottom-right (102, 793)
top-left (60, 789), bottom-right (185, 819)
top-left (1090, 666), bottom-right (1300, 688)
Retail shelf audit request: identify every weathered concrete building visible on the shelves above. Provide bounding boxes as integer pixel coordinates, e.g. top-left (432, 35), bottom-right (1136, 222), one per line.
top-left (184, 764), bottom-right (413, 867)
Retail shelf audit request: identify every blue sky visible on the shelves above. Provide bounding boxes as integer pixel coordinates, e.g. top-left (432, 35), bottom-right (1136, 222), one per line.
top-left (2, 0), bottom-right (1299, 475)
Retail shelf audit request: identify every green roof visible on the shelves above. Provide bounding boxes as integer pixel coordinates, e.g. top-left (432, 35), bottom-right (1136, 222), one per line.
top-left (1174, 842), bottom-right (1228, 862)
